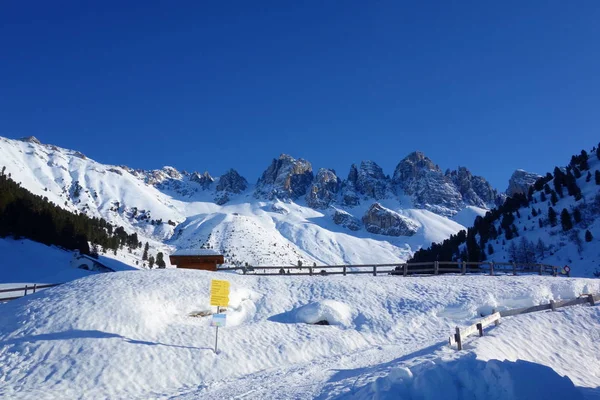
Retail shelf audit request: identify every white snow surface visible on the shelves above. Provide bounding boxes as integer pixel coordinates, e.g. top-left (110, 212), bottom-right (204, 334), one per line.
top-left (0, 270), bottom-right (598, 399)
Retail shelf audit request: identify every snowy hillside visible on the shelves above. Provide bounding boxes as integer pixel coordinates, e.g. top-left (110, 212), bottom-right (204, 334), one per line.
top-left (413, 145), bottom-right (600, 277)
top-left (0, 270), bottom-right (598, 399)
top-left (0, 136), bottom-right (501, 268)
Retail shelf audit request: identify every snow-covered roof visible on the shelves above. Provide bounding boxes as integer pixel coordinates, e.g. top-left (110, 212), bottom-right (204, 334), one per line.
top-left (171, 249), bottom-right (222, 256)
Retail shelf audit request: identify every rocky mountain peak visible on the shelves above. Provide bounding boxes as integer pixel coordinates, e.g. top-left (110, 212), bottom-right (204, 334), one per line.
top-left (306, 168), bottom-right (341, 209)
top-left (255, 154), bottom-right (313, 200)
top-left (19, 136), bottom-right (42, 145)
top-left (392, 151), bottom-right (439, 183)
top-left (190, 171), bottom-right (214, 189)
top-left (446, 166), bottom-right (500, 208)
top-left (216, 169), bottom-right (248, 194)
top-left (506, 169), bottom-right (541, 197)
top-left (342, 161), bottom-right (389, 205)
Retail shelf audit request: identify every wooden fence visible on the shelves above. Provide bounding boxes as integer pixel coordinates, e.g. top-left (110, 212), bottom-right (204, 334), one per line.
top-left (220, 261), bottom-right (565, 277)
top-left (449, 293), bottom-right (600, 350)
top-left (0, 283), bottom-right (61, 302)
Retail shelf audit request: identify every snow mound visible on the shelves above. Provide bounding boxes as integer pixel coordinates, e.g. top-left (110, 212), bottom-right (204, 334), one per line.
top-left (348, 354), bottom-right (582, 400)
top-left (294, 300), bottom-right (354, 327)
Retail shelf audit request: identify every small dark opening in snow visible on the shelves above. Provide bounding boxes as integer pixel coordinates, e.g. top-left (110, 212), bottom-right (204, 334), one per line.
top-left (313, 320), bottom-right (330, 325)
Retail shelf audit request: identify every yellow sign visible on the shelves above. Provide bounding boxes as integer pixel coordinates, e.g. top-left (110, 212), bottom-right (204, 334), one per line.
top-left (210, 279), bottom-right (230, 307)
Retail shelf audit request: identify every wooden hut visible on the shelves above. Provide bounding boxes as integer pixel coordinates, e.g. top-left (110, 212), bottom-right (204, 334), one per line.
top-left (169, 249), bottom-right (224, 271)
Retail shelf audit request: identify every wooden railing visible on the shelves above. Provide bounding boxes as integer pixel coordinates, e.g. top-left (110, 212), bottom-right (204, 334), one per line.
top-left (219, 261), bottom-right (565, 277)
top-left (449, 293), bottom-right (599, 350)
top-left (0, 283), bottom-right (61, 302)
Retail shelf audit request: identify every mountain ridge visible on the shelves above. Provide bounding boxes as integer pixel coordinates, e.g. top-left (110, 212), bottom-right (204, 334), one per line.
top-left (0, 135), bottom-right (537, 269)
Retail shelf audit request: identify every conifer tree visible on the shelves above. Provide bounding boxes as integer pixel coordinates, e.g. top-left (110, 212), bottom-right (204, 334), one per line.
top-left (550, 191), bottom-right (558, 206)
top-left (536, 238), bottom-right (546, 259)
top-left (148, 255), bottom-right (155, 269)
top-left (548, 207), bottom-right (557, 227)
top-left (156, 252), bottom-right (166, 268)
top-left (143, 242), bottom-right (149, 261)
top-left (586, 171), bottom-right (592, 182)
top-left (585, 230), bottom-right (593, 242)
top-left (487, 243), bottom-right (494, 255)
top-left (573, 208), bottom-right (582, 224)
top-left (596, 170), bottom-right (600, 185)
top-left (560, 208), bottom-right (573, 231)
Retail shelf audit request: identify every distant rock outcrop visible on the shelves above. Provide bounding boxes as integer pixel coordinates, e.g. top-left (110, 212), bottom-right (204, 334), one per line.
top-left (19, 136), bottom-right (42, 145)
top-left (362, 203), bottom-right (418, 236)
top-left (342, 161), bottom-right (389, 206)
top-left (392, 152), bottom-right (462, 215)
top-left (216, 169), bottom-right (248, 194)
top-left (255, 154), bottom-right (313, 200)
top-left (332, 209), bottom-right (361, 231)
top-left (507, 169), bottom-right (541, 197)
top-left (306, 168), bottom-right (341, 209)
top-left (446, 167), bottom-right (501, 208)
top-left (190, 171), bottom-right (214, 189)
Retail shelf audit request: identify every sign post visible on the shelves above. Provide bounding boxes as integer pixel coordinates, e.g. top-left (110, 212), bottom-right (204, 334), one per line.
top-left (210, 280), bottom-right (230, 354)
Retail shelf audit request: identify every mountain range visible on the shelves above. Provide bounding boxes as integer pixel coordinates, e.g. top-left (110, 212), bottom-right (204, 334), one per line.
top-left (0, 135), bottom-right (541, 268)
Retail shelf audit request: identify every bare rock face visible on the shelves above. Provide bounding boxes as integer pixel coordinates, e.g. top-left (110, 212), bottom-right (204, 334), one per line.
top-left (362, 203), bottom-right (418, 236)
top-left (19, 136), bottom-right (42, 145)
top-left (190, 171), bottom-right (214, 189)
top-left (216, 169), bottom-right (248, 194)
top-left (214, 169), bottom-right (248, 205)
top-left (392, 152), bottom-right (463, 215)
top-left (306, 168), bottom-right (341, 209)
top-left (255, 154), bottom-right (313, 200)
top-left (446, 167), bottom-right (501, 208)
top-left (332, 209), bottom-right (361, 231)
top-left (342, 161), bottom-right (389, 206)
top-left (507, 169), bottom-right (541, 197)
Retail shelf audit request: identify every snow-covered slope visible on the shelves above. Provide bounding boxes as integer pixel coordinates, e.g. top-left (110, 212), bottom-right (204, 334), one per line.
top-left (414, 146), bottom-right (600, 277)
top-left (0, 270), bottom-right (597, 399)
top-left (0, 136), bottom-right (495, 268)
top-left (473, 152), bottom-right (600, 277)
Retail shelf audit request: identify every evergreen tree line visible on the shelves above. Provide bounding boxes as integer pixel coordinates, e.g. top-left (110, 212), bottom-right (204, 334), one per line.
top-left (411, 144), bottom-right (599, 263)
top-left (0, 167), bottom-right (140, 255)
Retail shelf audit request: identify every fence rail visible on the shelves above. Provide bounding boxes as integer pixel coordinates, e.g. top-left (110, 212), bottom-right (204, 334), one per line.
top-left (220, 261), bottom-right (565, 278)
top-left (449, 293), bottom-right (600, 350)
top-left (0, 283), bottom-right (61, 302)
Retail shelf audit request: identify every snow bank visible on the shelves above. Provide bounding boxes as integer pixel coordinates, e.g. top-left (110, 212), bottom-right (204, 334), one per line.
top-left (294, 300), bottom-right (354, 327)
top-left (348, 354), bottom-right (582, 400)
top-left (0, 270), bottom-right (598, 399)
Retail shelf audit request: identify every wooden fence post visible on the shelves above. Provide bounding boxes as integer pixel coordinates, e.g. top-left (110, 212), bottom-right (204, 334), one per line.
top-left (309, 267), bottom-right (313, 276)
top-left (373, 266), bottom-right (377, 276)
top-left (434, 261), bottom-right (439, 275)
top-left (492, 308), bottom-right (500, 326)
top-left (33, 284), bottom-right (37, 293)
top-left (403, 264), bottom-right (407, 277)
top-left (343, 265), bottom-right (347, 276)
top-left (550, 300), bottom-right (556, 311)
top-left (538, 264), bottom-right (543, 276)
top-left (589, 294), bottom-right (596, 306)
top-left (489, 262), bottom-right (494, 276)
top-left (455, 327), bottom-right (462, 350)
top-left (24, 285), bottom-right (28, 296)
top-left (477, 323), bottom-right (483, 336)
top-left (461, 261), bottom-right (466, 275)
top-left (512, 262), bottom-right (517, 276)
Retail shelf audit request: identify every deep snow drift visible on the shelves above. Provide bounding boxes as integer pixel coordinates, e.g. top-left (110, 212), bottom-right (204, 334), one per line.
top-left (0, 270), bottom-right (598, 399)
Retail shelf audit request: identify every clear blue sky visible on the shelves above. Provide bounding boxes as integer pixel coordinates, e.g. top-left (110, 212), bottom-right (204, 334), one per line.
top-left (1, 1), bottom-right (599, 190)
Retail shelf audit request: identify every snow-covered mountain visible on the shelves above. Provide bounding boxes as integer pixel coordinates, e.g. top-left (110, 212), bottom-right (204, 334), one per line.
top-left (0, 136), bottom-right (505, 267)
top-left (412, 145), bottom-right (600, 277)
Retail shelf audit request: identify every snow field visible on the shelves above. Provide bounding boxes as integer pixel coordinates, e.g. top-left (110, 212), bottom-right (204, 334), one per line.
top-left (0, 270), bottom-right (598, 399)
